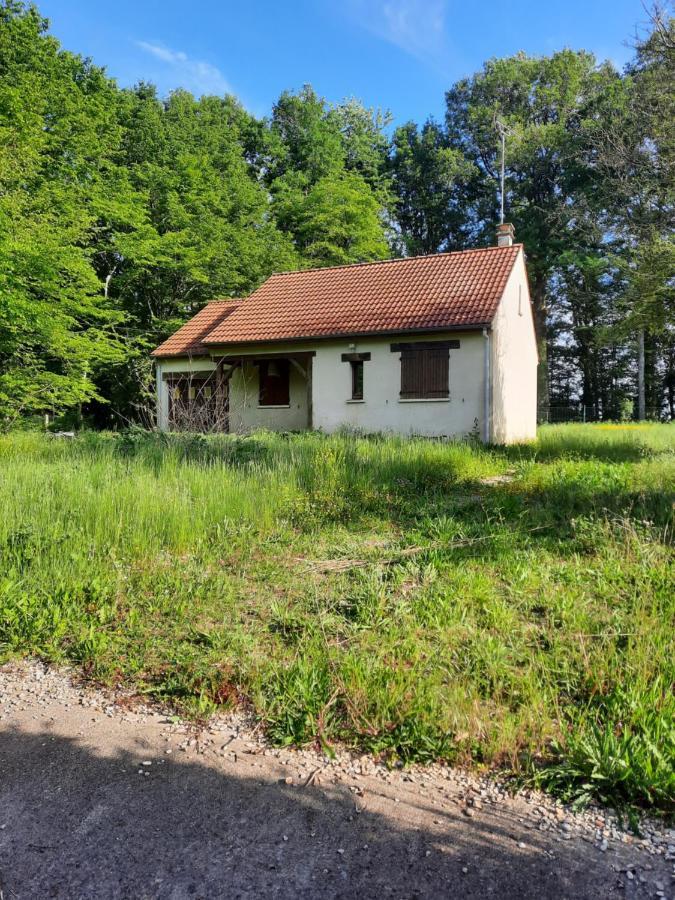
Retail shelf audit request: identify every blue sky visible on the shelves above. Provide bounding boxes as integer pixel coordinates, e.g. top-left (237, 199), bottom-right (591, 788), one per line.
top-left (38, 0), bottom-right (648, 125)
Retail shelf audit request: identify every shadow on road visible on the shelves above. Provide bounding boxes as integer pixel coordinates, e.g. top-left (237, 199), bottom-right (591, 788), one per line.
top-left (0, 727), bottom-right (630, 899)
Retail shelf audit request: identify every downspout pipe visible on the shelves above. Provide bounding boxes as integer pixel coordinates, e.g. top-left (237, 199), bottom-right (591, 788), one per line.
top-left (483, 328), bottom-right (491, 444)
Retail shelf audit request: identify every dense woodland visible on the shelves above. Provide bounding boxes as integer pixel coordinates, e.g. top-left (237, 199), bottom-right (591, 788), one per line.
top-left (0, 0), bottom-right (673, 427)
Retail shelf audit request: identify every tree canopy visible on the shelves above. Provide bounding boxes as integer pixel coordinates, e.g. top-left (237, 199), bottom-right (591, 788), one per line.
top-left (1, 0), bottom-right (673, 425)
top-left (0, 2), bottom-right (126, 420)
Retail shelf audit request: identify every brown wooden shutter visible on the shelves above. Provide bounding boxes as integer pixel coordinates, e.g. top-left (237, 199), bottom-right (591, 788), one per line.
top-left (400, 350), bottom-right (421, 398)
top-left (424, 347), bottom-right (449, 398)
top-left (399, 348), bottom-right (449, 399)
top-left (350, 360), bottom-right (364, 400)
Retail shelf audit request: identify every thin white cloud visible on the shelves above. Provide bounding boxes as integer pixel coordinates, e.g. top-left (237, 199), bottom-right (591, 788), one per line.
top-left (345, 0), bottom-right (447, 63)
top-left (136, 41), bottom-right (233, 96)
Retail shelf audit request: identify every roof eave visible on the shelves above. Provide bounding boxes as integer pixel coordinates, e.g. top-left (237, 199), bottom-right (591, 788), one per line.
top-left (204, 321), bottom-right (492, 351)
top-left (152, 351), bottom-right (212, 360)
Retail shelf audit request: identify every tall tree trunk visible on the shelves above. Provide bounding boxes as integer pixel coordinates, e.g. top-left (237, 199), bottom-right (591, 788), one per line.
top-left (645, 332), bottom-right (658, 418)
top-left (531, 273), bottom-right (549, 419)
top-left (637, 329), bottom-right (646, 420)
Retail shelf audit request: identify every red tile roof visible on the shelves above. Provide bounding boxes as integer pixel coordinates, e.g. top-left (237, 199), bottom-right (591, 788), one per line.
top-left (204, 246), bottom-right (522, 346)
top-left (151, 300), bottom-right (241, 357)
top-left (152, 246), bottom-right (523, 357)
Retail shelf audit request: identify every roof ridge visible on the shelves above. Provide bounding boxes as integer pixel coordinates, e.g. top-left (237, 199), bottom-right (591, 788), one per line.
top-left (270, 244), bottom-right (523, 278)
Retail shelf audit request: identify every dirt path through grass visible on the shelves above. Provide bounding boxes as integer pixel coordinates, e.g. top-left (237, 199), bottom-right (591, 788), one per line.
top-left (1, 661), bottom-right (673, 899)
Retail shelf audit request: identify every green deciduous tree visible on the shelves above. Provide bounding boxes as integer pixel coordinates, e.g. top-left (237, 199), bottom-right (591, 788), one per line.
top-left (292, 172), bottom-right (389, 266)
top-left (587, 7), bottom-right (675, 417)
top-left (0, 0), bottom-right (127, 423)
top-left (267, 87), bottom-right (390, 268)
top-left (92, 86), bottom-right (298, 424)
top-left (389, 120), bottom-right (477, 255)
top-left (444, 49), bottom-right (621, 409)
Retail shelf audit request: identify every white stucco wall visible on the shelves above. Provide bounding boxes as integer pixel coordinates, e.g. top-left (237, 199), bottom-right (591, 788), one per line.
top-left (311, 332), bottom-right (484, 438)
top-left (490, 250), bottom-right (538, 443)
top-left (156, 333), bottom-right (486, 438)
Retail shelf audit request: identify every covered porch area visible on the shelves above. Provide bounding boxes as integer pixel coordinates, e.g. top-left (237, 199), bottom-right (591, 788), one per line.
top-left (218, 351), bottom-right (314, 434)
top-left (156, 350), bottom-right (314, 434)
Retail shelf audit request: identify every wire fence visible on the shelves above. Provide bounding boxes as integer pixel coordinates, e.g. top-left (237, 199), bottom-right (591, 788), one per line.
top-left (538, 406), bottom-right (667, 424)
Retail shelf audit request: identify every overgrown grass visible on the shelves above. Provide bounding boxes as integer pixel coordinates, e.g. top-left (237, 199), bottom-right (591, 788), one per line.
top-left (0, 424), bottom-right (673, 815)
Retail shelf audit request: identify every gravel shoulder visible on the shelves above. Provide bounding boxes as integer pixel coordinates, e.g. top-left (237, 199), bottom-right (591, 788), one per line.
top-left (1, 661), bottom-right (673, 900)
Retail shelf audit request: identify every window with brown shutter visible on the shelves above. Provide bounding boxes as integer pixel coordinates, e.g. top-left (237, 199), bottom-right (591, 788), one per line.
top-left (258, 360), bottom-right (290, 406)
top-left (398, 347), bottom-right (449, 399)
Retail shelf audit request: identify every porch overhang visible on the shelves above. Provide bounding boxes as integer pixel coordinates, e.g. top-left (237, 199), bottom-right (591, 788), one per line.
top-left (211, 350), bottom-right (316, 363)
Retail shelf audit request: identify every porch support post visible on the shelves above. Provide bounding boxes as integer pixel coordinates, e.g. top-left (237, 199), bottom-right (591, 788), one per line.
top-left (215, 359), bottom-right (241, 434)
top-left (215, 359), bottom-right (227, 433)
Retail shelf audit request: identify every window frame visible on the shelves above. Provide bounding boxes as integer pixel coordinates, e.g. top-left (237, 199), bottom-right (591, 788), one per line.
top-left (350, 360), bottom-right (364, 400)
top-left (341, 352), bottom-right (371, 402)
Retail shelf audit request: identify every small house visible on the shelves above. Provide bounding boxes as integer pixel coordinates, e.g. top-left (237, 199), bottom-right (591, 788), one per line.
top-left (152, 224), bottom-right (537, 443)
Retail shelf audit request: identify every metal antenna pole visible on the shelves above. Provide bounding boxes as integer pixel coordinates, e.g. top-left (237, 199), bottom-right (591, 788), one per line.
top-left (500, 128), bottom-right (506, 224)
top-left (495, 117), bottom-right (508, 225)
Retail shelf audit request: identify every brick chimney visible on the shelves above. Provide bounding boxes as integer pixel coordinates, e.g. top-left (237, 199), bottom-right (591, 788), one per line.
top-left (496, 222), bottom-right (515, 247)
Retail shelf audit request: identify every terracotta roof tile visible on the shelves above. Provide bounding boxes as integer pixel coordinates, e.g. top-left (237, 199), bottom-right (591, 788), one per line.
top-left (203, 246), bottom-right (522, 346)
top-left (152, 300), bottom-right (241, 357)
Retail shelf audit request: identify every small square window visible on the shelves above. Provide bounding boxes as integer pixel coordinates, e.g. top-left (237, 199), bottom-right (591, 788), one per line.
top-left (350, 360), bottom-right (364, 400)
top-left (188, 386), bottom-right (196, 401)
top-left (203, 385), bottom-right (212, 399)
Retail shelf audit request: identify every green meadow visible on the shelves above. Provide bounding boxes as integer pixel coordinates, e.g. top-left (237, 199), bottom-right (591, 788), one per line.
top-left (1, 424), bottom-right (673, 814)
